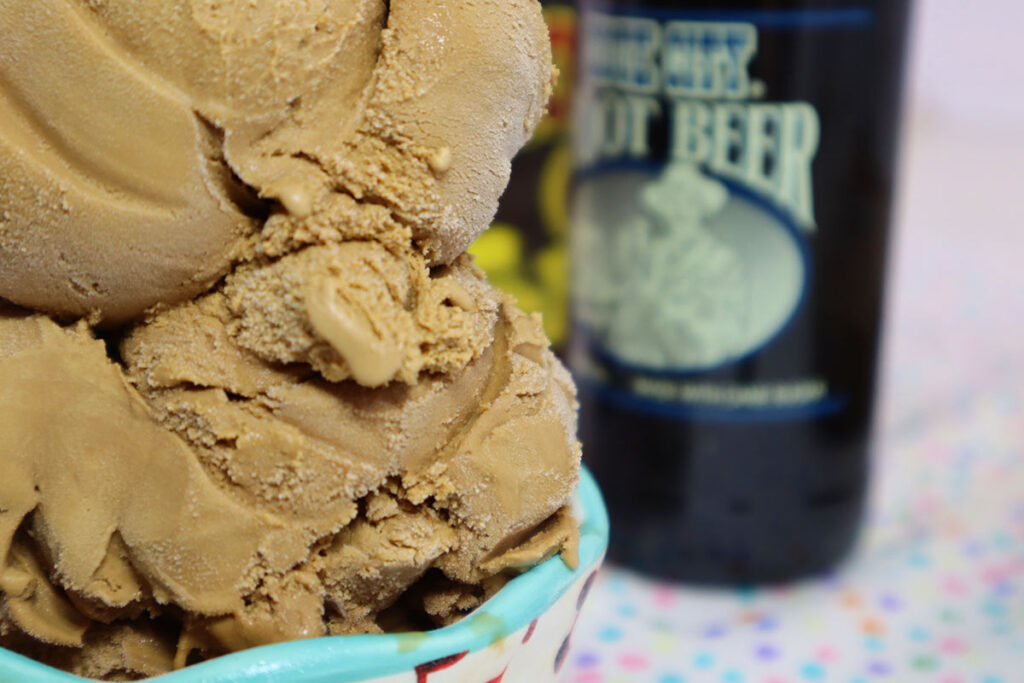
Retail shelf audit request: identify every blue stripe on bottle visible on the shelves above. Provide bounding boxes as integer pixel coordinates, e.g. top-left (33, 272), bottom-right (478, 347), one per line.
top-left (597, 6), bottom-right (874, 29)
top-left (582, 377), bottom-right (848, 423)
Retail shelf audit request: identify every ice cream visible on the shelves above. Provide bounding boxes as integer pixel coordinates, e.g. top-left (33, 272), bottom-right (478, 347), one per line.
top-left (0, 0), bottom-right (552, 323)
top-left (0, 0), bottom-right (581, 679)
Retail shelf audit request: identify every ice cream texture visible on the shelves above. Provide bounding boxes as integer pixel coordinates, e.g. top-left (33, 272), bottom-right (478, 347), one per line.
top-left (0, 0), bottom-right (582, 679)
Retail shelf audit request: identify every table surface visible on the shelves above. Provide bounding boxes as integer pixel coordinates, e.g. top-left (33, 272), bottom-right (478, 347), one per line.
top-left (559, 105), bottom-right (1024, 683)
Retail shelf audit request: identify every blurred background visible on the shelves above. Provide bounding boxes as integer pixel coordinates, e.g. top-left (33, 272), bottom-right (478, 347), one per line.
top-left (880, 0), bottom-right (1023, 434)
top-left (532, 1), bottom-right (1024, 680)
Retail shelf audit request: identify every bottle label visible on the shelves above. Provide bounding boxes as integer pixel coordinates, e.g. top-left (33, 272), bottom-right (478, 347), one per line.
top-left (572, 7), bottom-right (876, 420)
top-left (577, 17), bottom-right (819, 231)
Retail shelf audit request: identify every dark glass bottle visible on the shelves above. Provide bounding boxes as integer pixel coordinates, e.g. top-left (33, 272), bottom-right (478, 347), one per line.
top-left (570, 0), bottom-right (911, 583)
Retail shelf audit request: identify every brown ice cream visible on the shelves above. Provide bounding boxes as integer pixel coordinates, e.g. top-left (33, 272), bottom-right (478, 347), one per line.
top-left (0, 0), bottom-right (581, 679)
top-left (0, 0), bottom-right (552, 323)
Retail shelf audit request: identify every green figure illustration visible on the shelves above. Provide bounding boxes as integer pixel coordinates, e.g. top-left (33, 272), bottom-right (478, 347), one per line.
top-left (579, 163), bottom-right (750, 369)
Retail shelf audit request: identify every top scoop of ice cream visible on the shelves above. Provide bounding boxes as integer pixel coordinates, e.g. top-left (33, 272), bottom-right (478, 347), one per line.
top-left (0, 0), bottom-right (554, 323)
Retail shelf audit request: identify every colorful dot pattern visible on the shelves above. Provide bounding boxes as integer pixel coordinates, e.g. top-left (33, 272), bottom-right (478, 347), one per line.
top-left (560, 122), bottom-right (1024, 682)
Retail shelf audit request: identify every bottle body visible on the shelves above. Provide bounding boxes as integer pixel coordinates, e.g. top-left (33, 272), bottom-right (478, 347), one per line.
top-left (570, 0), bottom-right (911, 582)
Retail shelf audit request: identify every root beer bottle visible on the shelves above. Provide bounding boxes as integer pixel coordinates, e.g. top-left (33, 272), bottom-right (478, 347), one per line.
top-left (570, 0), bottom-right (911, 582)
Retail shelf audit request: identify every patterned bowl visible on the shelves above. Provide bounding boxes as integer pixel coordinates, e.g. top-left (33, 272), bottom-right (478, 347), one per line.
top-left (0, 468), bottom-right (608, 682)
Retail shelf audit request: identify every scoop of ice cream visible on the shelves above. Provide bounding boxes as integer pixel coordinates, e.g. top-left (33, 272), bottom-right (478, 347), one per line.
top-left (0, 0), bottom-right (553, 322)
top-left (0, 285), bottom-right (580, 676)
top-left (121, 284), bottom-right (581, 585)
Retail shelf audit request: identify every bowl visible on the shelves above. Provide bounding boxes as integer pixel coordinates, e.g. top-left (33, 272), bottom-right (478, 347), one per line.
top-left (0, 468), bottom-right (608, 682)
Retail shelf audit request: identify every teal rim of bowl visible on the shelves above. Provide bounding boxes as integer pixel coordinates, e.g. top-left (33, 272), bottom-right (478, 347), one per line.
top-left (0, 467), bottom-right (609, 682)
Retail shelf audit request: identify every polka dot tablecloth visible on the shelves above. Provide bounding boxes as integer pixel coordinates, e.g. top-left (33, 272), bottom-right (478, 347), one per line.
top-left (559, 113), bottom-right (1024, 679)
